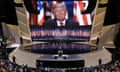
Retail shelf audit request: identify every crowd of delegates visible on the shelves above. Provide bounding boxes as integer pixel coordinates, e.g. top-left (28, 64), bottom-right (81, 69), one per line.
top-left (0, 59), bottom-right (36, 72)
top-left (82, 60), bottom-right (120, 72)
top-left (37, 59), bottom-right (120, 72)
top-left (0, 58), bottom-right (120, 72)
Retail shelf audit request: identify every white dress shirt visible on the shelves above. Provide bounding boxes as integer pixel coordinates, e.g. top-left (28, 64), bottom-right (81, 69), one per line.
top-left (57, 20), bottom-right (66, 27)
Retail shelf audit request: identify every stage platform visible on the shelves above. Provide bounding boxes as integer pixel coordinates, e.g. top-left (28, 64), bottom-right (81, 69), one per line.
top-left (8, 43), bottom-right (111, 68)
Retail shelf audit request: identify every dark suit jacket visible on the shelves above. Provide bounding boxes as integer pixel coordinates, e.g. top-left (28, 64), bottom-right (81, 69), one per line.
top-left (42, 19), bottom-right (80, 29)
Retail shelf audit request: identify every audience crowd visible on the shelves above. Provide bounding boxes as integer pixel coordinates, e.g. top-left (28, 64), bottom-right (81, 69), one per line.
top-left (0, 59), bottom-right (36, 72)
top-left (0, 57), bottom-right (119, 72)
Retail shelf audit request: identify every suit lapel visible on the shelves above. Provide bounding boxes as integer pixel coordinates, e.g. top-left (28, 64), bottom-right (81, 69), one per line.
top-left (53, 19), bottom-right (58, 27)
top-left (65, 19), bottom-right (69, 27)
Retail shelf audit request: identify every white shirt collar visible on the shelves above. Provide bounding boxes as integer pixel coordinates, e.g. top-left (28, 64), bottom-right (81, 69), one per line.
top-left (57, 20), bottom-right (66, 27)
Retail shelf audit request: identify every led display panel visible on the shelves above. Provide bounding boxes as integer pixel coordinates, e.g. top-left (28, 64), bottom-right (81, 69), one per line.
top-left (24, 0), bottom-right (97, 41)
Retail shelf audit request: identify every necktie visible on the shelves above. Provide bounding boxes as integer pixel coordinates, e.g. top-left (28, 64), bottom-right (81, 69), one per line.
top-left (60, 22), bottom-right (63, 26)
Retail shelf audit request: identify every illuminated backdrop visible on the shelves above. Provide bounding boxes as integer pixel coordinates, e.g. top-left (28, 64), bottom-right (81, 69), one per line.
top-left (24, 0), bottom-right (97, 41)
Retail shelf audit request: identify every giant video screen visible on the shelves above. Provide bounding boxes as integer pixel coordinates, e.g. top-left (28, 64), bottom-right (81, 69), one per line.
top-left (24, 0), bottom-right (97, 41)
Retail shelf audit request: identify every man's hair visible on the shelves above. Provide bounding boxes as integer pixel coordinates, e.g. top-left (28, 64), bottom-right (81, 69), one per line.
top-left (52, 2), bottom-right (66, 12)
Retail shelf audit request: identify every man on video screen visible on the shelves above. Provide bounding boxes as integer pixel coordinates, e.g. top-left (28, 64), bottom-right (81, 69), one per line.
top-left (42, 2), bottom-right (79, 29)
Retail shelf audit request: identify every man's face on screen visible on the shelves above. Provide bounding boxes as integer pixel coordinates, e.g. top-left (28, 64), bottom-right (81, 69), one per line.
top-left (53, 4), bottom-right (66, 21)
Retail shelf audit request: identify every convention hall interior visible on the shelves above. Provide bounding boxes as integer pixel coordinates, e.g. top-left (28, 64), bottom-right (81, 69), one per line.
top-left (0, 0), bottom-right (120, 72)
